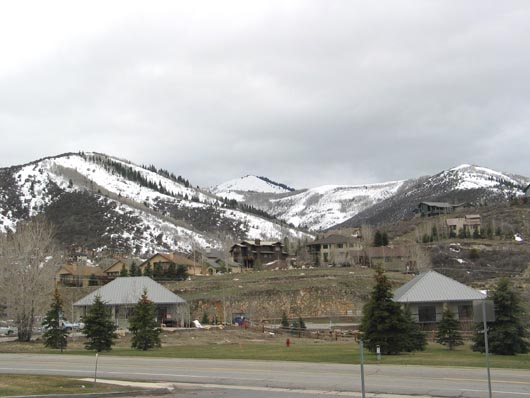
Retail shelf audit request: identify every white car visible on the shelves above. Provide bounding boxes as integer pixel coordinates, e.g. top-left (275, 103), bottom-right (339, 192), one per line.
top-left (0, 322), bottom-right (17, 335)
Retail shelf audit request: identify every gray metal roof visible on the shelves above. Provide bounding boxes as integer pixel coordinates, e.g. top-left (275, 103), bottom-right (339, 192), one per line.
top-left (393, 271), bottom-right (486, 303)
top-left (419, 202), bottom-right (455, 208)
top-left (73, 276), bottom-right (186, 306)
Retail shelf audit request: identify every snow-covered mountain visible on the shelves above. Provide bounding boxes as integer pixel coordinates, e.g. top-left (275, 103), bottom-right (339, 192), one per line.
top-left (212, 176), bottom-right (406, 230)
top-left (213, 164), bottom-right (529, 230)
top-left (0, 153), bottom-right (310, 255)
top-left (267, 182), bottom-right (405, 230)
top-left (338, 164), bottom-right (529, 227)
top-left (2, 155), bottom-right (528, 253)
top-left (212, 175), bottom-right (294, 200)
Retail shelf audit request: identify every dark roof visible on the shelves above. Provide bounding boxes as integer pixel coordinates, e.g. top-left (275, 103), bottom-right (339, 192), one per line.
top-left (419, 202), bottom-right (455, 208)
top-left (524, 184), bottom-right (530, 193)
top-left (308, 234), bottom-right (357, 246)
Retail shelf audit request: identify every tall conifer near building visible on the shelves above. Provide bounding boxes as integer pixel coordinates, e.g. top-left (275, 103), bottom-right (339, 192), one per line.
top-left (42, 288), bottom-right (69, 351)
top-left (361, 269), bottom-right (422, 354)
top-left (128, 289), bottom-right (161, 350)
top-left (436, 307), bottom-right (463, 350)
top-left (473, 278), bottom-right (529, 355)
top-left (83, 295), bottom-right (117, 352)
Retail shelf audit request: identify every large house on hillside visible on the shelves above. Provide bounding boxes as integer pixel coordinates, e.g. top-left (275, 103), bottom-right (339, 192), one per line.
top-left (56, 264), bottom-right (105, 287)
top-left (418, 201), bottom-right (474, 217)
top-left (139, 253), bottom-right (203, 276)
top-left (446, 214), bottom-right (482, 236)
top-left (230, 239), bottom-right (288, 269)
top-left (307, 234), bottom-right (363, 266)
top-left (365, 246), bottom-right (413, 271)
top-left (393, 270), bottom-right (486, 327)
top-left (102, 258), bottom-right (141, 278)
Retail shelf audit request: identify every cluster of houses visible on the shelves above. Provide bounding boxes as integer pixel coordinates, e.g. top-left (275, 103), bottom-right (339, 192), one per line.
top-left (57, 239), bottom-right (291, 287)
top-left (60, 197), bottom-right (498, 331)
top-left (59, 201), bottom-right (488, 287)
top-left (69, 269), bottom-right (488, 331)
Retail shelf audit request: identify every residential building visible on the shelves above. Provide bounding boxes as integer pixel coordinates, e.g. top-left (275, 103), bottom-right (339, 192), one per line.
top-left (230, 239), bottom-right (287, 269)
top-left (418, 201), bottom-right (473, 217)
top-left (56, 264), bottom-right (105, 287)
top-left (393, 270), bottom-right (486, 327)
top-left (102, 258), bottom-right (140, 278)
top-left (139, 252), bottom-right (203, 276)
top-left (446, 214), bottom-right (482, 236)
top-left (307, 234), bottom-right (363, 266)
top-left (73, 276), bottom-right (190, 328)
top-left (365, 246), bottom-right (412, 271)
top-left (205, 258), bottom-right (242, 275)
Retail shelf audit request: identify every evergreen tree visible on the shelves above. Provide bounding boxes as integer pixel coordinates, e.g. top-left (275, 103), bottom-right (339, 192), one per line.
top-left (431, 226), bottom-right (438, 241)
top-left (42, 288), bottom-right (69, 351)
top-left (153, 263), bottom-right (164, 279)
top-left (403, 306), bottom-right (426, 352)
top-left (374, 230), bottom-right (383, 247)
top-left (128, 289), bottom-right (161, 351)
top-left (472, 278), bottom-right (529, 355)
top-left (176, 264), bottom-right (189, 281)
top-left (143, 264), bottom-right (153, 277)
top-left (298, 316), bottom-right (306, 330)
top-left (167, 263), bottom-right (177, 279)
top-left (88, 273), bottom-right (98, 286)
top-left (280, 311), bottom-right (289, 328)
top-left (360, 269), bottom-right (420, 354)
top-left (83, 295), bottom-right (117, 352)
top-left (382, 232), bottom-right (389, 246)
top-left (119, 264), bottom-right (128, 277)
top-left (129, 263), bottom-right (139, 276)
top-left (201, 311), bottom-right (209, 325)
top-left (436, 307), bottom-right (463, 350)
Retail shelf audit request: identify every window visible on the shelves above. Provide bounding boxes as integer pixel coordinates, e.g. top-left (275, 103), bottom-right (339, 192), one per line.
top-left (323, 244), bottom-right (328, 249)
top-left (337, 243), bottom-right (344, 248)
top-left (418, 305), bottom-right (436, 322)
top-left (458, 304), bottom-right (473, 320)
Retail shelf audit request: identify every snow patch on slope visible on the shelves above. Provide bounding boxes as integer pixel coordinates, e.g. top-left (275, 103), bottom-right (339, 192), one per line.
top-left (51, 154), bottom-right (214, 205)
top-left (271, 180), bottom-right (405, 230)
top-left (213, 175), bottom-right (291, 195)
top-left (445, 164), bottom-right (523, 191)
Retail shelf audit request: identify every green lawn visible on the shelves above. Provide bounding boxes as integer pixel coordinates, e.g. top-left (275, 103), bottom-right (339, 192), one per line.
top-left (53, 340), bottom-right (530, 369)
top-left (0, 374), bottom-right (135, 397)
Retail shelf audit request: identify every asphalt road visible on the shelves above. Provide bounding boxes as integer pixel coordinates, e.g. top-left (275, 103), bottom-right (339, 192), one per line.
top-left (1, 354), bottom-right (529, 398)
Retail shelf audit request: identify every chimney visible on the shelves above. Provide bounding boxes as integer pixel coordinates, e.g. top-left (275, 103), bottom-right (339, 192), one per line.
top-left (255, 239), bottom-right (261, 246)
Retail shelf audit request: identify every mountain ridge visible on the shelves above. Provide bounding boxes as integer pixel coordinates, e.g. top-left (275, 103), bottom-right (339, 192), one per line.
top-left (213, 164), bottom-right (529, 230)
top-left (0, 152), bottom-right (311, 255)
top-left (1, 153), bottom-right (528, 256)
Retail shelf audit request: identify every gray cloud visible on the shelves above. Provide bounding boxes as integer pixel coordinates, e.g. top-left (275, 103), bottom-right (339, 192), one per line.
top-left (1, 1), bottom-right (529, 189)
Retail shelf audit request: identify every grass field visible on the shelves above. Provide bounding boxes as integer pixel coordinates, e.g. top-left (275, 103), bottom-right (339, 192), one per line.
top-left (0, 374), bottom-right (135, 396)
top-left (2, 328), bottom-right (530, 370)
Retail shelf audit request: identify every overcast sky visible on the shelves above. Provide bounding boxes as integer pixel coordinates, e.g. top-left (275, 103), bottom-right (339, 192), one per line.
top-left (1, 1), bottom-right (529, 189)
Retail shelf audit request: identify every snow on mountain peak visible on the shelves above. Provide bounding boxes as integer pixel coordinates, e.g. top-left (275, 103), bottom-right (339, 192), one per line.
top-left (213, 175), bottom-right (292, 195)
top-left (444, 164), bottom-right (523, 190)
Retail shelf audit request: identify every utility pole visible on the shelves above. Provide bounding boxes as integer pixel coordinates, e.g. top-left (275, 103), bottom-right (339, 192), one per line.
top-left (483, 301), bottom-right (493, 398)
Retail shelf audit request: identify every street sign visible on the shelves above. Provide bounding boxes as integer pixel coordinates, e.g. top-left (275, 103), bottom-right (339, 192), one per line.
top-left (473, 300), bottom-right (495, 322)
